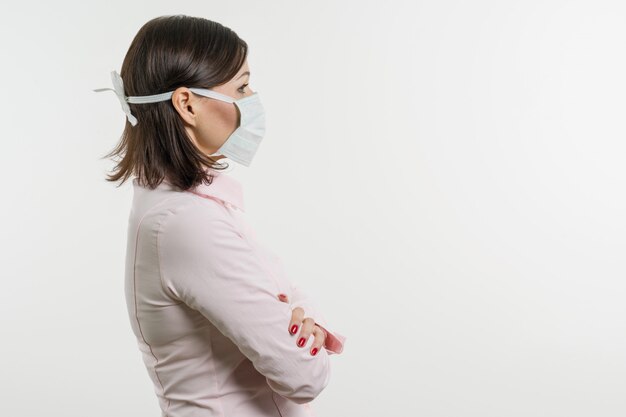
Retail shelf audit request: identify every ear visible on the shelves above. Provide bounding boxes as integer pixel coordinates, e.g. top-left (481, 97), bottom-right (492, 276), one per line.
top-left (171, 87), bottom-right (200, 126)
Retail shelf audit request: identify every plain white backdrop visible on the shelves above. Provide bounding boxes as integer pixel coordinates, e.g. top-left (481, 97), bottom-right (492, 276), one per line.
top-left (1, 0), bottom-right (624, 416)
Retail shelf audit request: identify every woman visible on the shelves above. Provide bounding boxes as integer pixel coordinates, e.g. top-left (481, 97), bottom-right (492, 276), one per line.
top-left (94, 14), bottom-right (346, 417)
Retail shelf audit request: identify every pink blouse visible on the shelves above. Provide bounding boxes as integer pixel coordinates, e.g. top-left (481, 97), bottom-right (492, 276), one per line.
top-left (124, 167), bottom-right (346, 417)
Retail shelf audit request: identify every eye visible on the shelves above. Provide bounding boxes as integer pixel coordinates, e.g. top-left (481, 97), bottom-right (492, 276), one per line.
top-left (238, 83), bottom-right (249, 94)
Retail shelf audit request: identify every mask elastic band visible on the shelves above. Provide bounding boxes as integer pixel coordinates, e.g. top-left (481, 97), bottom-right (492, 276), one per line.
top-left (93, 70), bottom-right (243, 126)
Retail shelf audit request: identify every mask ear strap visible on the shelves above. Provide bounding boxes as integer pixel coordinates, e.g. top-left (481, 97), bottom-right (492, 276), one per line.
top-left (189, 88), bottom-right (236, 104)
top-left (126, 91), bottom-right (175, 104)
top-left (93, 71), bottom-right (239, 126)
top-left (127, 88), bottom-right (236, 104)
top-left (92, 70), bottom-right (139, 126)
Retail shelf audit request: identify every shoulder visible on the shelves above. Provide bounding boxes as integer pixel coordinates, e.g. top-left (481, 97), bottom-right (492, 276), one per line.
top-left (156, 195), bottom-right (244, 280)
top-left (162, 193), bottom-right (228, 221)
top-left (157, 194), bottom-right (236, 247)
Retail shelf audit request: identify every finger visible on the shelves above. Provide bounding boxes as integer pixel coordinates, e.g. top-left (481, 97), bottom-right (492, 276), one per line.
top-left (308, 325), bottom-right (326, 356)
top-left (295, 317), bottom-right (316, 349)
top-left (277, 293), bottom-right (289, 303)
top-left (288, 306), bottom-right (304, 335)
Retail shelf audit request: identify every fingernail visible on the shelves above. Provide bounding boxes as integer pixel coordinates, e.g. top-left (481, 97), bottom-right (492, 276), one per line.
top-left (298, 337), bottom-right (306, 347)
top-left (290, 324), bottom-right (298, 334)
top-left (311, 347), bottom-right (318, 356)
top-left (278, 293), bottom-right (286, 298)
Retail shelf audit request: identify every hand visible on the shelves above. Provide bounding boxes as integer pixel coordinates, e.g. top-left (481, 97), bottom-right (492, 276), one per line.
top-left (277, 293), bottom-right (326, 356)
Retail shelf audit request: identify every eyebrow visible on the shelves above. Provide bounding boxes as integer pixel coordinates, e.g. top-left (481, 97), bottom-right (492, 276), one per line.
top-left (237, 71), bottom-right (250, 80)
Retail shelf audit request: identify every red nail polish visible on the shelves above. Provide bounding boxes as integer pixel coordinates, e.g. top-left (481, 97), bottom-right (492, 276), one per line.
top-left (290, 324), bottom-right (298, 334)
top-left (311, 348), bottom-right (318, 356)
top-left (298, 337), bottom-right (306, 347)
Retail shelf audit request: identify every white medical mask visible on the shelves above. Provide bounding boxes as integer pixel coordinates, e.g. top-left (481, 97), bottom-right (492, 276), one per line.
top-left (93, 70), bottom-right (266, 167)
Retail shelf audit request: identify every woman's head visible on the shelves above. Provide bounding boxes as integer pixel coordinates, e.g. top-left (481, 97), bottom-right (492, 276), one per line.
top-left (102, 14), bottom-right (252, 191)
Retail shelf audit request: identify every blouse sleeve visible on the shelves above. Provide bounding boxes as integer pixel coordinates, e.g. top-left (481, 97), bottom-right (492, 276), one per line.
top-left (157, 202), bottom-right (332, 404)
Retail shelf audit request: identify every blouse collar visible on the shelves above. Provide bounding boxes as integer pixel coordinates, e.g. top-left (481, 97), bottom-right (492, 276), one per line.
top-left (188, 167), bottom-right (245, 212)
top-left (156, 166), bottom-right (245, 212)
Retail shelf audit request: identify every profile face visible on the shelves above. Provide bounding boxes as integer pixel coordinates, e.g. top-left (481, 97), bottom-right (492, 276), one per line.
top-left (180, 60), bottom-right (254, 158)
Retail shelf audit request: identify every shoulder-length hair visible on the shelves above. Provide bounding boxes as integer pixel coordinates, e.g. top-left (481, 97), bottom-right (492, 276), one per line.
top-left (101, 14), bottom-right (248, 191)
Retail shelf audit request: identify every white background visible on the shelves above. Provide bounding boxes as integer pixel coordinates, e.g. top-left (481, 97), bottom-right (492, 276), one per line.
top-left (1, 1), bottom-right (624, 416)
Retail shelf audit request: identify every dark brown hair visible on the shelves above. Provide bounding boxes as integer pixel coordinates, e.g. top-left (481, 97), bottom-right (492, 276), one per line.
top-left (101, 14), bottom-right (248, 191)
